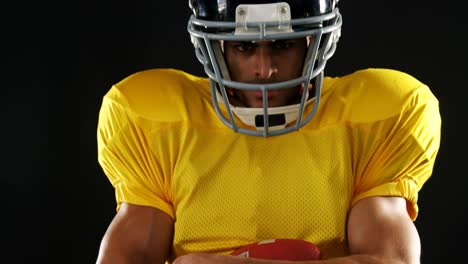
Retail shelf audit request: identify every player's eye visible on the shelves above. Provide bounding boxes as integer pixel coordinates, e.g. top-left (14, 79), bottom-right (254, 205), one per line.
top-left (234, 41), bottom-right (256, 52)
top-left (272, 40), bottom-right (294, 49)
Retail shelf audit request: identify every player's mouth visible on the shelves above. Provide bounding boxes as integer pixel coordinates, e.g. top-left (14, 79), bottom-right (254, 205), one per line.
top-left (250, 91), bottom-right (281, 107)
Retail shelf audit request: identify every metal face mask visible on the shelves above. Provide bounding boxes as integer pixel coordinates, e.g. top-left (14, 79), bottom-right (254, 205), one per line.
top-left (188, 0), bottom-right (342, 137)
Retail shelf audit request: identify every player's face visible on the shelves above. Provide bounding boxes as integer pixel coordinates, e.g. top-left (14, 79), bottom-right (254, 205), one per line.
top-left (224, 38), bottom-right (307, 108)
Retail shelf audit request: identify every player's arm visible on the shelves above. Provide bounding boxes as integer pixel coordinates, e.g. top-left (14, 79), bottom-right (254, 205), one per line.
top-left (96, 203), bottom-right (174, 264)
top-left (343, 195), bottom-right (421, 264)
top-left (173, 196), bottom-right (420, 264)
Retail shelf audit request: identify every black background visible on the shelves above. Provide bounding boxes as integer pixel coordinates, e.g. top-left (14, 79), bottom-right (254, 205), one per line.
top-left (4, 1), bottom-right (462, 263)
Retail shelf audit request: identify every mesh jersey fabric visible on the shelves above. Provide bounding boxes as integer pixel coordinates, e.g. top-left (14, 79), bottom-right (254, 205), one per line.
top-left (97, 68), bottom-right (441, 260)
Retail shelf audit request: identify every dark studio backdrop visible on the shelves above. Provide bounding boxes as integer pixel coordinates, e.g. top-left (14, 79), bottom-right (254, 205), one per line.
top-left (4, 0), bottom-right (461, 263)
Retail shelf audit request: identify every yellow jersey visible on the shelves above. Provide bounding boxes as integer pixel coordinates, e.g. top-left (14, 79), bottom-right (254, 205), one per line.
top-left (97, 68), bottom-right (441, 260)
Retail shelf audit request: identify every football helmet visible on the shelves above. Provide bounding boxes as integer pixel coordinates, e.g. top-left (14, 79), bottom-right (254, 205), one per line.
top-left (188, 0), bottom-right (342, 137)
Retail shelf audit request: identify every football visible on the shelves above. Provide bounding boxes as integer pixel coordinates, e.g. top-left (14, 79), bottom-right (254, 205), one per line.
top-left (231, 239), bottom-right (321, 261)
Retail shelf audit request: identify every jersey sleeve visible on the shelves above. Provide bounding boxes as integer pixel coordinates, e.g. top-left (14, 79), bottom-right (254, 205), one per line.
top-left (96, 85), bottom-right (174, 218)
top-left (351, 83), bottom-right (441, 220)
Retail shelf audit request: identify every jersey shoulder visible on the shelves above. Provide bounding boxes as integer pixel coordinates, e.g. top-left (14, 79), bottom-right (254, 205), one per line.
top-left (322, 68), bottom-right (438, 122)
top-left (103, 68), bottom-right (211, 121)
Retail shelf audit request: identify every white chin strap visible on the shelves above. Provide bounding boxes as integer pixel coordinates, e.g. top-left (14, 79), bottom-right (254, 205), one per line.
top-left (216, 90), bottom-right (314, 132)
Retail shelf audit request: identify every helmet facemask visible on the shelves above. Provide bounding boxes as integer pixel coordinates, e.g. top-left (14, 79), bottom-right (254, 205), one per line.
top-left (188, 1), bottom-right (342, 137)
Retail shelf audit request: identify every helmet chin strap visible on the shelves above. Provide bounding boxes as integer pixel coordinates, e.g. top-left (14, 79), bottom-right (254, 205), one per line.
top-left (215, 89), bottom-right (314, 131)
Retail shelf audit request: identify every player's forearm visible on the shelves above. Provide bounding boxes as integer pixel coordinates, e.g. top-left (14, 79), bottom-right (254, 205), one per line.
top-left (308, 254), bottom-right (408, 264)
top-left (96, 253), bottom-right (137, 264)
top-left (173, 253), bottom-right (411, 264)
top-left (257, 254), bottom-right (407, 264)
top-left (96, 242), bottom-right (167, 264)
top-left (96, 248), bottom-right (146, 264)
